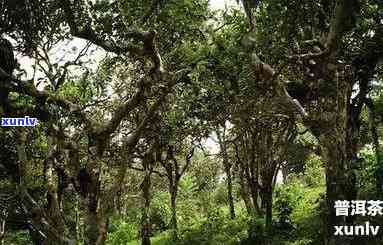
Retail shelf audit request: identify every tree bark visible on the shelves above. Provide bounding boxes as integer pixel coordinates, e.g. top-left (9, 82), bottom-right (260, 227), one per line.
top-left (161, 145), bottom-right (194, 241)
top-left (222, 146), bottom-right (235, 219)
top-left (81, 172), bottom-right (108, 245)
top-left (306, 64), bottom-right (356, 245)
top-left (320, 135), bottom-right (355, 245)
top-left (169, 184), bottom-right (178, 241)
top-left (217, 126), bottom-right (236, 219)
top-left (365, 99), bottom-right (383, 195)
top-left (234, 138), bottom-right (260, 216)
top-left (0, 218), bottom-right (5, 245)
top-left (141, 177), bottom-right (151, 245)
top-left (81, 139), bottom-right (109, 245)
top-left (141, 150), bottom-right (153, 245)
top-left (225, 166), bottom-right (236, 219)
top-left (16, 130), bottom-right (72, 245)
top-left (83, 204), bottom-right (108, 245)
top-left (249, 131), bottom-right (262, 216)
top-left (263, 187), bottom-right (273, 232)
top-left (45, 137), bottom-right (66, 244)
top-left (238, 167), bottom-right (253, 216)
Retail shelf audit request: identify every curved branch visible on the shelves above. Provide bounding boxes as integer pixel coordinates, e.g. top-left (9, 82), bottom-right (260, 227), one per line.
top-left (0, 67), bottom-right (92, 128)
top-left (60, 0), bottom-right (164, 75)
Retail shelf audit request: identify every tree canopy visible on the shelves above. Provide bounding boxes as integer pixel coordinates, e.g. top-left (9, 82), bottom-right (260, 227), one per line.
top-left (0, 0), bottom-right (382, 245)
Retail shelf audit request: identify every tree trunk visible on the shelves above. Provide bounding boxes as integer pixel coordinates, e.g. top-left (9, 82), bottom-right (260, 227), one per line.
top-left (72, 198), bottom-right (80, 245)
top-left (28, 226), bottom-right (45, 245)
top-left (17, 130), bottom-right (71, 245)
top-left (141, 152), bottom-right (153, 245)
top-left (245, 155), bottom-right (261, 215)
top-left (321, 136), bottom-right (355, 245)
top-left (218, 126), bottom-right (236, 219)
top-left (169, 184), bottom-right (178, 241)
top-left (249, 181), bottom-right (261, 215)
top-left (45, 137), bottom-right (66, 244)
top-left (225, 164), bottom-right (236, 219)
top-left (81, 145), bottom-right (108, 245)
top-left (264, 188), bottom-right (273, 232)
top-left (81, 171), bottom-right (108, 245)
top-left (239, 167), bottom-right (254, 215)
top-left (249, 134), bottom-right (262, 216)
top-left (141, 176), bottom-right (151, 245)
top-left (307, 66), bottom-right (356, 245)
top-left (0, 218), bottom-right (5, 245)
top-left (83, 204), bottom-right (108, 245)
top-left (234, 140), bottom-right (259, 216)
top-left (365, 99), bottom-right (383, 195)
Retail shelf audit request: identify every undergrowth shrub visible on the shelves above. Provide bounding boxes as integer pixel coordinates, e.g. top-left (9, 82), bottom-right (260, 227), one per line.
top-left (179, 208), bottom-right (248, 245)
top-left (106, 219), bottom-right (138, 245)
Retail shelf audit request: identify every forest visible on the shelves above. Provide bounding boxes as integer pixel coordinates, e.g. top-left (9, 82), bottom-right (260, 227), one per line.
top-left (0, 0), bottom-right (382, 244)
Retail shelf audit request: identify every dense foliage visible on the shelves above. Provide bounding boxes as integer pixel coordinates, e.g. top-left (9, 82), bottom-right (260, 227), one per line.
top-left (0, 0), bottom-right (382, 245)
